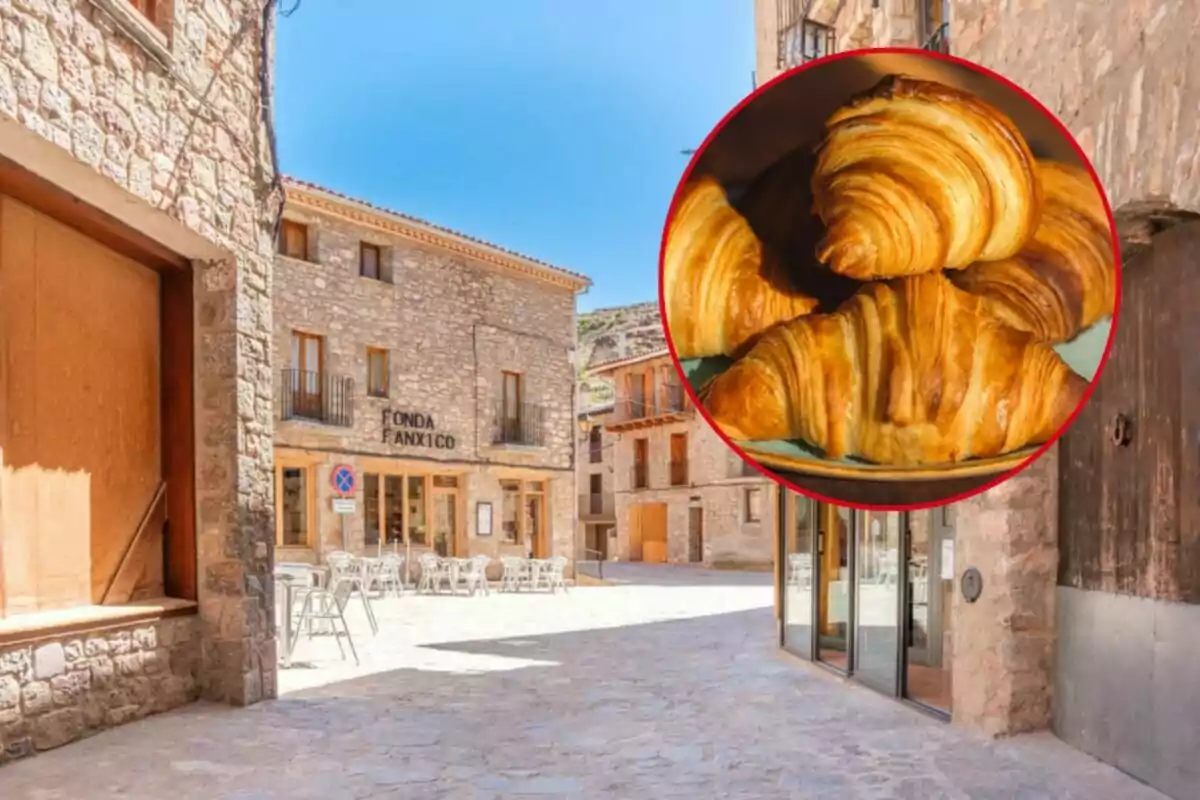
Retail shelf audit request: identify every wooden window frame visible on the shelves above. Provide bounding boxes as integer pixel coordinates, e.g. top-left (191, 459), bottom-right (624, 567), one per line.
top-left (127, 0), bottom-right (159, 23)
top-left (745, 487), bottom-right (763, 523)
top-left (496, 477), bottom-right (549, 554)
top-left (360, 242), bottom-right (383, 281)
top-left (291, 330), bottom-right (324, 375)
top-left (279, 219), bottom-right (310, 261)
top-left (359, 466), bottom-right (464, 556)
top-left (366, 347), bottom-right (389, 398)
top-left (502, 371), bottom-right (523, 420)
top-left (274, 458), bottom-right (317, 548)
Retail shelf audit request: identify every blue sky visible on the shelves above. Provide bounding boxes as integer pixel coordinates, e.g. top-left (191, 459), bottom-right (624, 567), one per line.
top-left (274, 1), bottom-right (755, 311)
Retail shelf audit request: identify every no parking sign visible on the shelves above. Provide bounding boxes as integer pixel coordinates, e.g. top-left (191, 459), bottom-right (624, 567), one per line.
top-left (330, 464), bottom-right (356, 496)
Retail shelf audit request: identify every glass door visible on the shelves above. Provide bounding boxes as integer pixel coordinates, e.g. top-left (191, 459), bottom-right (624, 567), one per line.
top-left (854, 510), bottom-right (901, 694)
top-left (904, 507), bottom-right (955, 715)
top-left (432, 476), bottom-right (459, 557)
top-left (817, 505), bottom-right (852, 671)
top-left (781, 493), bottom-right (816, 659)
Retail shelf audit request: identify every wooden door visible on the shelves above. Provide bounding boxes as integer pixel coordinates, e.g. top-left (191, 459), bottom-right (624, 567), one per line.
top-left (0, 197), bottom-right (163, 610)
top-left (670, 433), bottom-right (688, 486)
top-left (688, 507), bottom-right (704, 562)
top-left (290, 331), bottom-right (323, 418)
top-left (628, 505), bottom-right (644, 561)
top-left (641, 503), bottom-right (669, 563)
top-left (1059, 220), bottom-right (1200, 603)
top-left (630, 371), bottom-right (647, 418)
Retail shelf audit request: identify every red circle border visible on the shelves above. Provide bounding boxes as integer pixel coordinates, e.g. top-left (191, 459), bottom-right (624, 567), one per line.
top-left (656, 46), bottom-right (1123, 513)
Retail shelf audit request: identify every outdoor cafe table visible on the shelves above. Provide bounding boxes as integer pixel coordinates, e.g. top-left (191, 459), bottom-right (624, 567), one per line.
top-left (441, 557), bottom-right (473, 595)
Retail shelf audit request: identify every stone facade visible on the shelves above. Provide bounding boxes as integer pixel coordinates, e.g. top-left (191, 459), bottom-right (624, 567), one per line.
top-left (755, 0), bottom-right (1200, 783)
top-left (0, 0), bottom-right (278, 758)
top-left (273, 180), bottom-right (590, 574)
top-left (0, 615), bottom-right (199, 763)
top-left (576, 404), bottom-right (618, 560)
top-left (591, 352), bottom-right (776, 568)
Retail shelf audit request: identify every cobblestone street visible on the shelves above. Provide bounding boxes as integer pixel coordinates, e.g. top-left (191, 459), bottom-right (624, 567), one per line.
top-left (0, 567), bottom-right (1166, 799)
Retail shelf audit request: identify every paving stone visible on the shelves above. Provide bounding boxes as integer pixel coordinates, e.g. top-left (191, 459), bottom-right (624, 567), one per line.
top-left (0, 568), bottom-right (1171, 799)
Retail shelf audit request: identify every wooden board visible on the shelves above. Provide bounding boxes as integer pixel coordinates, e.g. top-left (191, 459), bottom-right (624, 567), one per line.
top-left (1059, 219), bottom-right (1200, 604)
top-left (0, 196), bottom-right (163, 608)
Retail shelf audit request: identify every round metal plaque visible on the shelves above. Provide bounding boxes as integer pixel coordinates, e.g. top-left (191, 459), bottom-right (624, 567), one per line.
top-left (961, 567), bottom-right (984, 603)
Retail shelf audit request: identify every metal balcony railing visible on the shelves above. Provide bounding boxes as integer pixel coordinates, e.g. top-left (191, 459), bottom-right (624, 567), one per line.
top-left (492, 400), bottom-right (546, 447)
top-left (923, 22), bottom-right (950, 53)
top-left (777, 1), bottom-right (835, 70)
top-left (280, 369), bottom-right (354, 427)
top-left (612, 383), bottom-right (694, 424)
top-left (669, 458), bottom-right (689, 487)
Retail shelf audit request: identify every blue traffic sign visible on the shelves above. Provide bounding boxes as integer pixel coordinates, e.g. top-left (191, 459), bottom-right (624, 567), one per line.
top-left (331, 464), bottom-right (356, 496)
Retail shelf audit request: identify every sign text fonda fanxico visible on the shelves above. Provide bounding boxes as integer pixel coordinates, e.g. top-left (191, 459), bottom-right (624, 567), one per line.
top-left (381, 409), bottom-right (456, 450)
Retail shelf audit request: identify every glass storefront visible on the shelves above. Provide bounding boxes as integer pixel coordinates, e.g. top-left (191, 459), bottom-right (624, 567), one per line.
top-left (779, 492), bottom-right (957, 717)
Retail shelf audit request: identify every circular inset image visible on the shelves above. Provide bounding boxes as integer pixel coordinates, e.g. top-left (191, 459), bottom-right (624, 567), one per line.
top-left (659, 49), bottom-right (1121, 510)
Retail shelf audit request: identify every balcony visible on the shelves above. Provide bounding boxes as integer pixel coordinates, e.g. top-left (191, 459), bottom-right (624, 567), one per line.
top-left (669, 458), bottom-right (689, 487)
top-left (605, 382), bottom-right (695, 432)
top-left (777, 2), bottom-right (835, 71)
top-left (280, 369), bottom-right (354, 427)
top-left (630, 465), bottom-right (649, 491)
top-left (923, 22), bottom-right (950, 53)
top-left (491, 400), bottom-right (546, 448)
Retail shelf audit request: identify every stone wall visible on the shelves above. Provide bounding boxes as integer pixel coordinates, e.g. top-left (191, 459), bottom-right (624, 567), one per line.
top-left (0, 616), bottom-right (200, 762)
top-left (273, 195), bottom-right (579, 472)
top-left (604, 357), bottom-right (776, 567)
top-left (0, 0), bottom-right (279, 722)
top-left (950, 0), bottom-right (1200, 218)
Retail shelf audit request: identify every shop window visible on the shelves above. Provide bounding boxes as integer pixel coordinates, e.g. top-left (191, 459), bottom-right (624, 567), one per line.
top-left (501, 480), bottom-right (521, 543)
top-left (367, 347), bottom-right (389, 398)
top-left (384, 475), bottom-right (405, 545)
top-left (277, 464), bottom-right (313, 547)
top-left (279, 219), bottom-right (310, 260)
top-left (745, 487), bottom-right (763, 523)
top-left (364, 473), bottom-right (380, 546)
top-left (360, 242), bottom-right (383, 281)
top-left (408, 476), bottom-right (427, 545)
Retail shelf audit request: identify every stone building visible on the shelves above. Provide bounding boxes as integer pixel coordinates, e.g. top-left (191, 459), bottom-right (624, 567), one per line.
top-left (754, 3), bottom-right (1200, 798)
top-left (588, 350), bottom-right (777, 568)
top-left (576, 402), bottom-right (617, 561)
top-left (272, 178), bottom-right (590, 576)
top-left (0, 0), bottom-right (278, 760)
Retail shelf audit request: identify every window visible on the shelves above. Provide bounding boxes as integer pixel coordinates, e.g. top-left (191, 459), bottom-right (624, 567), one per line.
top-left (670, 433), bottom-right (688, 486)
top-left (502, 371), bottom-right (523, 421)
top-left (360, 242), bottom-right (382, 280)
top-left (589, 425), bottom-right (603, 463)
top-left (289, 331), bottom-right (324, 419)
top-left (501, 480), bottom-right (521, 543)
top-left (363, 473), bottom-right (438, 548)
top-left (777, 1), bottom-right (834, 70)
top-left (745, 487), bottom-right (763, 523)
top-left (276, 464), bottom-right (313, 547)
top-left (279, 219), bottom-right (309, 260)
top-left (500, 371), bottom-right (524, 441)
top-left (364, 473), bottom-right (380, 546)
top-left (633, 438), bottom-right (649, 489)
top-left (367, 347), bottom-right (389, 398)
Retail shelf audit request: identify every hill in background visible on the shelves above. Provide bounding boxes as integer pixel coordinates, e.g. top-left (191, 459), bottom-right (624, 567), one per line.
top-left (576, 301), bottom-right (665, 409)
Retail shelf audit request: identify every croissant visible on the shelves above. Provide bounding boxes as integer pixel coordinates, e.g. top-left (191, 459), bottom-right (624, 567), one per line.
top-left (811, 75), bottom-right (1042, 280)
top-left (950, 160), bottom-right (1116, 343)
top-left (663, 176), bottom-right (819, 360)
top-left (700, 272), bottom-right (1088, 466)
